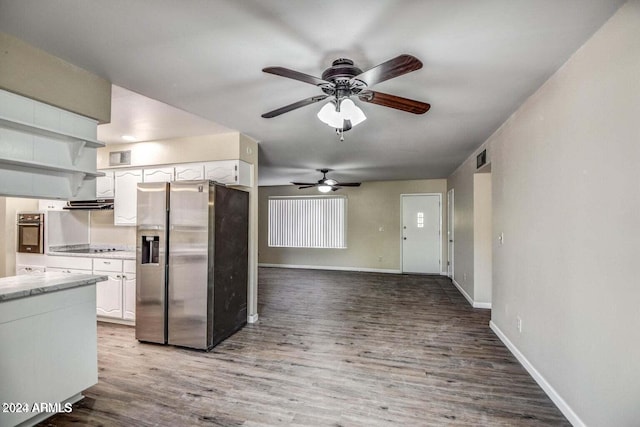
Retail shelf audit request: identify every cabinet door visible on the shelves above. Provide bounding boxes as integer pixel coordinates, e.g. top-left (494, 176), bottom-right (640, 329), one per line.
top-left (203, 160), bottom-right (251, 186)
top-left (204, 160), bottom-right (238, 184)
top-left (95, 272), bottom-right (123, 318)
top-left (122, 273), bottom-right (136, 320)
top-left (143, 167), bottom-right (174, 183)
top-left (175, 163), bottom-right (204, 181)
top-left (96, 170), bottom-right (114, 198)
top-left (114, 169), bottom-right (142, 226)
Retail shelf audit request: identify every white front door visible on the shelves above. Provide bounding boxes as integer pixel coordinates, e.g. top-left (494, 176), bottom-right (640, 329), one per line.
top-left (402, 194), bottom-right (441, 274)
top-left (447, 188), bottom-right (454, 277)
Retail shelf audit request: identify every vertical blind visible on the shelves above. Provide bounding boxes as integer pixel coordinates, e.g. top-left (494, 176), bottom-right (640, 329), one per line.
top-left (268, 196), bottom-right (347, 248)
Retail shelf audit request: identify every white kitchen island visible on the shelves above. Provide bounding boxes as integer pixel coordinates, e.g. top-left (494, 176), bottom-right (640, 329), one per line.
top-left (0, 272), bottom-right (106, 427)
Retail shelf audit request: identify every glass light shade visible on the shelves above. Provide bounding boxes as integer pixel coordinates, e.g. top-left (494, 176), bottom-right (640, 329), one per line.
top-left (317, 99), bottom-right (367, 129)
top-left (317, 185), bottom-right (332, 193)
top-left (317, 102), bottom-right (343, 128)
top-left (324, 179), bottom-right (337, 186)
top-left (339, 99), bottom-right (367, 126)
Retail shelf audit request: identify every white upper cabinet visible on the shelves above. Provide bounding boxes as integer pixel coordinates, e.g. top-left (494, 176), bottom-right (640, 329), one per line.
top-left (96, 170), bottom-right (114, 198)
top-left (143, 167), bottom-right (174, 183)
top-left (114, 169), bottom-right (142, 226)
top-left (204, 160), bottom-right (251, 186)
top-left (175, 163), bottom-right (204, 181)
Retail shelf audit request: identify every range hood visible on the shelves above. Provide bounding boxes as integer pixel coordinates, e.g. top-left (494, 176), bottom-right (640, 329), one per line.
top-left (63, 199), bottom-right (114, 210)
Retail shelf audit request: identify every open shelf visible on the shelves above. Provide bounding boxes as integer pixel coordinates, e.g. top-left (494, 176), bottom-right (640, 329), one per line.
top-left (0, 115), bottom-right (105, 148)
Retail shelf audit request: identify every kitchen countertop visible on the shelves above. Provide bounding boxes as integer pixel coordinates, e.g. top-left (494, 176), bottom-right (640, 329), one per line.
top-left (0, 272), bottom-right (107, 302)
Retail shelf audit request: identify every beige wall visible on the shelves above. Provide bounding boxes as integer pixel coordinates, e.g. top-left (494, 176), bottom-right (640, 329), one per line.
top-left (447, 146), bottom-right (486, 298)
top-left (448, 1), bottom-right (639, 424)
top-left (96, 133), bottom-right (247, 169)
top-left (259, 179), bottom-right (447, 272)
top-left (472, 172), bottom-right (492, 304)
top-left (0, 197), bottom-right (39, 278)
top-left (0, 32), bottom-right (111, 123)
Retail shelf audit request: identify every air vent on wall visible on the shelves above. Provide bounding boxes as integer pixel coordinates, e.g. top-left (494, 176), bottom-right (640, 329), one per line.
top-left (476, 149), bottom-right (487, 169)
top-left (109, 150), bottom-right (131, 166)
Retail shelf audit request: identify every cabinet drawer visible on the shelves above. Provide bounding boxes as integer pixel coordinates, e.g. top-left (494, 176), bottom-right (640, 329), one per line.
top-left (46, 267), bottom-right (92, 274)
top-left (46, 256), bottom-right (92, 270)
top-left (93, 258), bottom-right (123, 272)
top-left (123, 259), bottom-right (136, 274)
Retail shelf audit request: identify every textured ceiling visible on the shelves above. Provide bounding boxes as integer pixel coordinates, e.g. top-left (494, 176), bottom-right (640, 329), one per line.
top-left (0, 0), bottom-right (624, 185)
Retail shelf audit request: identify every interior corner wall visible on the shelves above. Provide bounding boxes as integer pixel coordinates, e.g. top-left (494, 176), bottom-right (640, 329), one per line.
top-left (448, 1), bottom-right (640, 425)
top-left (473, 172), bottom-right (492, 304)
top-left (1, 197), bottom-right (38, 278)
top-left (259, 179), bottom-right (447, 272)
top-left (447, 147), bottom-right (486, 299)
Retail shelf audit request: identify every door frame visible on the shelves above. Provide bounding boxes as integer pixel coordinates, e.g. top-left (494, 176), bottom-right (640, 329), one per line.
top-left (447, 188), bottom-right (454, 278)
top-left (400, 193), bottom-right (442, 274)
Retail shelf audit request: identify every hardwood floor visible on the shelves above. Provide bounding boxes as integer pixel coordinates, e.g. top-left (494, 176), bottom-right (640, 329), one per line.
top-left (41, 268), bottom-right (569, 426)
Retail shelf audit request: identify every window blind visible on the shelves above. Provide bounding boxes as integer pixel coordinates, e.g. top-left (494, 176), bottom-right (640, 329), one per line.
top-left (268, 196), bottom-right (347, 248)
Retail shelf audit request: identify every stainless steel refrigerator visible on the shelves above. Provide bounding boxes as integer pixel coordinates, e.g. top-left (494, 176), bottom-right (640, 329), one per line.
top-left (135, 180), bottom-right (249, 350)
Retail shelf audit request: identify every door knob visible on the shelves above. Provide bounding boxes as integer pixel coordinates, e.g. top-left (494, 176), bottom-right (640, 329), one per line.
top-left (403, 237), bottom-right (407, 240)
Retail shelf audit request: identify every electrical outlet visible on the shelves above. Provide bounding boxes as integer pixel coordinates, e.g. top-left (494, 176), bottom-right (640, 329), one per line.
top-left (378, 226), bottom-right (384, 232)
top-left (378, 256), bottom-right (383, 262)
top-left (516, 316), bottom-right (522, 333)
top-left (463, 273), bottom-right (467, 282)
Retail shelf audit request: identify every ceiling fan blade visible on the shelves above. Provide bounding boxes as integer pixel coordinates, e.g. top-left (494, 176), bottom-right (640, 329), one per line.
top-left (350, 54), bottom-right (422, 87)
top-left (262, 95), bottom-right (329, 118)
top-left (298, 185), bottom-right (316, 189)
top-left (331, 186), bottom-right (340, 191)
top-left (358, 90), bottom-right (430, 114)
top-left (335, 182), bottom-right (361, 187)
top-left (291, 182), bottom-right (317, 186)
top-left (263, 67), bottom-right (331, 87)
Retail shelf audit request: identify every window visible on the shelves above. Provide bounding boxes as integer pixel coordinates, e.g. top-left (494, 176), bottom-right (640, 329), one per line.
top-left (268, 196), bottom-right (347, 248)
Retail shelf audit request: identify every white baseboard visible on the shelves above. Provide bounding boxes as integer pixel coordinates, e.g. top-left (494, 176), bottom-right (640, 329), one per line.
top-left (489, 321), bottom-right (585, 427)
top-left (247, 313), bottom-right (259, 324)
top-left (450, 278), bottom-right (491, 309)
top-left (473, 301), bottom-right (492, 309)
top-left (258, 263), bottom-right (401, 274)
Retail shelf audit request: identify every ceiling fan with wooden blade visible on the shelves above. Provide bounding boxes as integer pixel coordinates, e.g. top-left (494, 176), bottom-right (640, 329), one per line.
top-left (292, 169), bottom-right (361, 192)
top-left (261, 55), bottom-right (430, 131)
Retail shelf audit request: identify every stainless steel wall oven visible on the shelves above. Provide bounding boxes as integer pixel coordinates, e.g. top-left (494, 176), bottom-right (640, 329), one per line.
top-left (17, 212), bottom-right (45, 254)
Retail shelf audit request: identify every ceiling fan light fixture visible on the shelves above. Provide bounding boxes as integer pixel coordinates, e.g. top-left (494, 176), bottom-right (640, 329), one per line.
top-left (317, 184), bottom-right (332, 193)
top-left (317, 99), bottom-right (366, 129)
top-left (317, 101), bottom-right (343, 128)
top-left (339, 98), bottom-right (367, 127)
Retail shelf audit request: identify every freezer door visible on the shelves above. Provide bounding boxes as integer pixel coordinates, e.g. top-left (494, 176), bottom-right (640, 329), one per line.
top-left (168, 180), bottom-right (212, 349)
top-left (135, 182), bottom-right (169, 344)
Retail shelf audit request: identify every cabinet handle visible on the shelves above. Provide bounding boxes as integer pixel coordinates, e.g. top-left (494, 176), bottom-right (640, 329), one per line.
top-left (116, 275), bottom-right (121, 279)
top-left (103, 261), bottom-right (111, 264)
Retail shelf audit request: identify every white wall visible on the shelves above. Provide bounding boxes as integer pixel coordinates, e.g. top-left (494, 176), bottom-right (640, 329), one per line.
top-left (450, 1), bottom-right (640, 425)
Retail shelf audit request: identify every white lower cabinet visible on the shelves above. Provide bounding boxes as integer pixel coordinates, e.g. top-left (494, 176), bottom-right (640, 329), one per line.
top-left (94, 258), bottom-right (136, 322)
top-left (94, 271), bottom-right (123, 318)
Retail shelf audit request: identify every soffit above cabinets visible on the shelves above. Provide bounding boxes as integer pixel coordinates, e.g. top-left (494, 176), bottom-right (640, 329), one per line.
top-left (97, 85), bottom-right (234, 145)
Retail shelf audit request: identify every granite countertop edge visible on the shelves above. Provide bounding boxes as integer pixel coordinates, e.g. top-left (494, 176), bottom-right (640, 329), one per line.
top-left (0, 273), bottom-right (107, 302)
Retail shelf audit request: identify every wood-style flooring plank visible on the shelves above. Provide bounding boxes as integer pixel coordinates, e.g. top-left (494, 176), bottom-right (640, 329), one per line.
top-left (40, 268), bottom-right (569, 426)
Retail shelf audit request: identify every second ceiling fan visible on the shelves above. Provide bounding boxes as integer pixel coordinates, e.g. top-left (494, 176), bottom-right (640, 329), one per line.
top-left (261, 54), bottom-right (430, 135)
